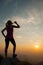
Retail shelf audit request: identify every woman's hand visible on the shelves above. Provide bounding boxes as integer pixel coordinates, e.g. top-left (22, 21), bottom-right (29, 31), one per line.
top-left (14, 21), bottom-right (17, 24)
top-left (13, 21), bottom-right (20, 28)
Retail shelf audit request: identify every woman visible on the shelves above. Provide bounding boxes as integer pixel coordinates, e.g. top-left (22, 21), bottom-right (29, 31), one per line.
top-left (1, 20), bottom-right (20, 58)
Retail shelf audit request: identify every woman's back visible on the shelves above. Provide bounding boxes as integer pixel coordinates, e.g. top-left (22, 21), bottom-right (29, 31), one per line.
top-left (6, 25), bottom-right (13, 38)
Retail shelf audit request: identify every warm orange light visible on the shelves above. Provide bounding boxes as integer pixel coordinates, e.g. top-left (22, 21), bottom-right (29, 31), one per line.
top-left (35, 45), bottom-right (39, 48)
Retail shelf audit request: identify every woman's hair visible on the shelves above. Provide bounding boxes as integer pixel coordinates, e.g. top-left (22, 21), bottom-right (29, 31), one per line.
top-left (6, 20), bottom-right (13, 27)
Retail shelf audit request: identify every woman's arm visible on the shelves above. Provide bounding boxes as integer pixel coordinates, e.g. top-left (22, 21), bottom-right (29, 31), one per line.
top-left (12, 21), bottom-right (20, 28)
top-left (1, 27), bottom-right (6, 38)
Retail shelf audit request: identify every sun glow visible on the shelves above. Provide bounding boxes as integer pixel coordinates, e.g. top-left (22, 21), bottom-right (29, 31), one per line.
top-left (35, 45), bottom-right (39, 48)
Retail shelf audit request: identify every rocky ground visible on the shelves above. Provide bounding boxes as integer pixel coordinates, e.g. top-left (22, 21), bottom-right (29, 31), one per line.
top-left (0, 55), bottom-right (32, 65)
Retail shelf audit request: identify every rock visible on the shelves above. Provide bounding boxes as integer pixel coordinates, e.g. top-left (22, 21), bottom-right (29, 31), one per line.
top-left (1, 58), bottom-right (11, 65)
top-left (11, 56), bottom-right (20, 65)
top-left (0, 55), bottom-right (3, 65)
top-left (0, 55), bottom-right (32, 65)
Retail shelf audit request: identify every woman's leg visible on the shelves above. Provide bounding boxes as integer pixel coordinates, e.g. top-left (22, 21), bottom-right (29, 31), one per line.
top-left (11, 38), bottom-right (16, 56)
top-left (5, 38), bottom-right (9, 58)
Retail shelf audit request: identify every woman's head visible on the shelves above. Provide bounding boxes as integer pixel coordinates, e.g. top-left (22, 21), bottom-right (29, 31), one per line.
top-left (6, 20), bottom-right (13, 27)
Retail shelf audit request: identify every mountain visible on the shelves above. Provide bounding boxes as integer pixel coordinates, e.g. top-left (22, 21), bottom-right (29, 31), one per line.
top-left (0, 55), bottom-right (32, 65)
top-left (36, 61), bottom-right (43, 65)
top-left (0, 55), bottom-right (3, 65)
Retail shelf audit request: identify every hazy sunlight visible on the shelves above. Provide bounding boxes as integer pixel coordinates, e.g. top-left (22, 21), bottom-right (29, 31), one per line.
top-left (34, 45), bottom-right (39, 49)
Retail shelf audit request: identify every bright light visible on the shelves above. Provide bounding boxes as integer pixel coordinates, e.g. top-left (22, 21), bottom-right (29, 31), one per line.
top-left (35, 45), bottom-right (39, 48)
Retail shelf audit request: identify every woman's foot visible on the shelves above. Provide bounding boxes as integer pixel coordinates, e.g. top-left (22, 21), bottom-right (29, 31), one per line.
top-left (13, 54), bottom-right (17, 58)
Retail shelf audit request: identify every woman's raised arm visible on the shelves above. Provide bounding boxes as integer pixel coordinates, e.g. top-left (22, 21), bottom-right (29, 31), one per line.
top-left (12, 21), bottom-right (20, 28)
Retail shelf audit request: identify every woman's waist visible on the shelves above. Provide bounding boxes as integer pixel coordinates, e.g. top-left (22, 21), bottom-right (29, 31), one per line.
top-left (6, 35), bottom-right (13, 38)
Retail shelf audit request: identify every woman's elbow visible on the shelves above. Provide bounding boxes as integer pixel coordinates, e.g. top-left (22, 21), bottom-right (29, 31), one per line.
top-left (1, 30), bottom-right (3, 34)
top-left (1, 30), bottom-right (2, 33)
top-left (18, 25), bottom-right (20, 28)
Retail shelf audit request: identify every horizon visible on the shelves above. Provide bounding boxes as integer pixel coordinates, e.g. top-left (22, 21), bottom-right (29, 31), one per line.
top-left (0, 42), bottom-right (43, 63)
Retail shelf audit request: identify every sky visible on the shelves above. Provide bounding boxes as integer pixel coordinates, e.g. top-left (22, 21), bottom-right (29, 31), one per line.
top-left (0, 0), bottom-right (43, 63)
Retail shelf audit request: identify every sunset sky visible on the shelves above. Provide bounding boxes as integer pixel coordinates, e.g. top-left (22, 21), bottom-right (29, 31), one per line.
top-left (0, 0), bottom-right (43, 63)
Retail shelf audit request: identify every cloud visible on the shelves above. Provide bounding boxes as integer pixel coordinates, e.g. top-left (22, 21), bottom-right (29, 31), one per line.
top-left (15, 35), bottom-right (22, 39)
top-left (4, 4), bottom-right (43, 31)
top-left (11, 8), bottom-right (43, 25)
top-left (4, 0), bottom-right (13, 6)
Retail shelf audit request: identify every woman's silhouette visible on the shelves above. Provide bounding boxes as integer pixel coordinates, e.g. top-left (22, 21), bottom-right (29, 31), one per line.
top-left (1, 20), bottom-right (20, 58)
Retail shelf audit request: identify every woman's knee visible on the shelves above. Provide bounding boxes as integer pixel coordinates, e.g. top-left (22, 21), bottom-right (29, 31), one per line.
top-left (12, 40), bottom-right (16, 46)
top-left (14, 42), bottom-right (16, 48)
